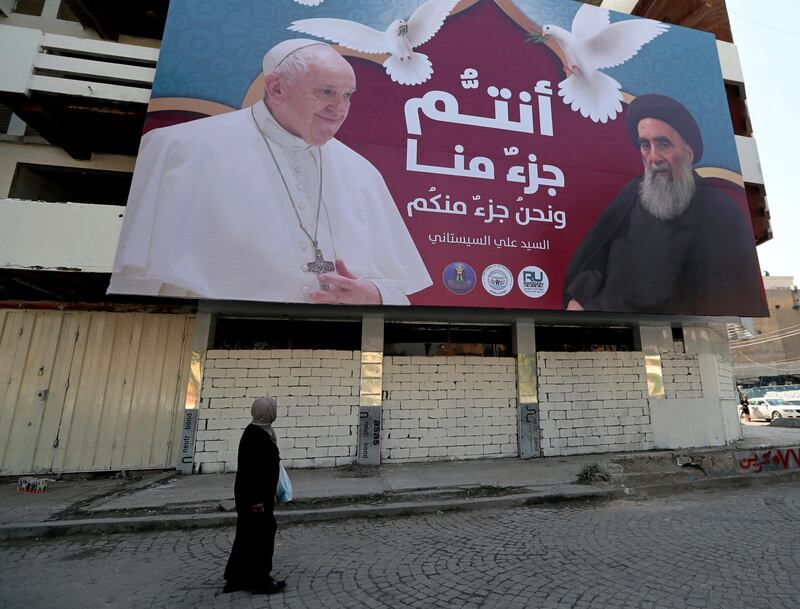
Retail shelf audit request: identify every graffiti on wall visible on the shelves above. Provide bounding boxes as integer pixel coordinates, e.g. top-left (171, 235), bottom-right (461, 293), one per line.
top-left (737, 447), bottom-right (800, 473)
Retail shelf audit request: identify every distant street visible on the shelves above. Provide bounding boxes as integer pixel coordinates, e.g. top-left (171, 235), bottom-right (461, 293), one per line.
top-left (1, 483), bottom-right (798, 609)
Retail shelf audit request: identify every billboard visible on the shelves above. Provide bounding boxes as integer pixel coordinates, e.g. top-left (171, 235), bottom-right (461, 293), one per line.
top-left (108, 0), bottom-right (767, 316)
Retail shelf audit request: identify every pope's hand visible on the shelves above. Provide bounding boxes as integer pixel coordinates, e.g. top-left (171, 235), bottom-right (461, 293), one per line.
top-left (566, 299), bottom-right (584, 311)
top-left (307, 259), bottom-right (382, 305)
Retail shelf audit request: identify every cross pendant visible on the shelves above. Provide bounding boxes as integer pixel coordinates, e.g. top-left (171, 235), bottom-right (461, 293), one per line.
top-left (305, 247), bottom-right (335, 290)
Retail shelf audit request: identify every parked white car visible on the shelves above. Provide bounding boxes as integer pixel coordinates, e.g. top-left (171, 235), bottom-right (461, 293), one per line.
top-left (747, 398), bottom-right (800, 421)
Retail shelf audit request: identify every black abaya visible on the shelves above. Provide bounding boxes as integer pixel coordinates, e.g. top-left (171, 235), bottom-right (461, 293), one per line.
top-left (224, 424), bottom-right (280, 586)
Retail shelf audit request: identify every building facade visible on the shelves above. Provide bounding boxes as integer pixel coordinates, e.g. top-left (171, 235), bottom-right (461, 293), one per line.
top-left (732, 275), bottom-right (800, 388)
top-left (0, 0), bottom-right (771, 475)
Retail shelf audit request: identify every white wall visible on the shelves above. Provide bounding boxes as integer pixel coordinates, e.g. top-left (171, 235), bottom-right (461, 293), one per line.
top-left (647, 353), bottom-right (740, 448)
top-left (195, 349), bottom-right (361, 472)
top-left (381, 356), bottom-right (518, 462)
top-left (0, 199), bottom-right (123, 271)
top-left (537, 352), bottom-right (654, 456)
top-left (196, 348), bottom-right (739, 469)
top-left (536, 350), bottom-right (738, 455)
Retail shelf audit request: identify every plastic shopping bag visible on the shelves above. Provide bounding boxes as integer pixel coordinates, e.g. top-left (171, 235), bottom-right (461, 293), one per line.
top-left (276, 463), bottom-right (292, 503)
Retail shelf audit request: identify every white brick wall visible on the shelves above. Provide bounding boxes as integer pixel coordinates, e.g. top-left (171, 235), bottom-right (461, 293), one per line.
top-left (537, 352), bottom-right (654, 456)
top-left (662, 353), bottom-right (703, 399)
top-left (716, 357), bottom-right (736, 400)
top-left (194, 347), bottom-right (718, 469)
top-left (381, 356), bottom-right (518, 462)
top-left (195, 349), bottom-right (360, 472)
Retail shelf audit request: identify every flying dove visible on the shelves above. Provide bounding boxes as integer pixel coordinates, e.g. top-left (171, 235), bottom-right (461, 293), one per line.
top-left (541, 5), bottom-right (669, 123)
top-left (288, 0), bottom-right (460, 86)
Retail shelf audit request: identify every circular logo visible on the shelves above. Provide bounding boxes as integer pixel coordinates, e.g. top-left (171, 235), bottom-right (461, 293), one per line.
top-left (481, 264), bottom-right (514, 296)
top-left (517, 266), bottom-right (549, 298)
top-left (442, 262), bottom-right (476, 295)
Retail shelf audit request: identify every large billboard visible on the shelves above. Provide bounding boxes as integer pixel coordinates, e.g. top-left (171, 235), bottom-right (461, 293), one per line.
top-left (108, 0), bottom-right (767, 316)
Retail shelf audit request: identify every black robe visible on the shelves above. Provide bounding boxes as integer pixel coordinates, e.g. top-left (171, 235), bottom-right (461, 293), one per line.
top-left (224, 424), bottom-right (280, 585)
top-left (563, 173), bottom-right (766, 316)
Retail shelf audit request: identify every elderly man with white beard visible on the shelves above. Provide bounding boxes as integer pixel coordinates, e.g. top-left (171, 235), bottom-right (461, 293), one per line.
top-left (562, 94), bottom-right (765, 316)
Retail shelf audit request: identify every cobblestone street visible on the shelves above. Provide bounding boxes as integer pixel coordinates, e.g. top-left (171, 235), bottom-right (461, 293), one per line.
top-left (1, 483), bottom-right (798, 609)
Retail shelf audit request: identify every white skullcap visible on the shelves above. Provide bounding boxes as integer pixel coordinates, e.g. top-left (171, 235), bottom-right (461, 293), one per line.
top-left (262, 38), bottom-right (332, 75)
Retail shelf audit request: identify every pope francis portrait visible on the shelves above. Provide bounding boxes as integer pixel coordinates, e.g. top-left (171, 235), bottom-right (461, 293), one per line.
top-left (108, 39), bottom-right (432, 305)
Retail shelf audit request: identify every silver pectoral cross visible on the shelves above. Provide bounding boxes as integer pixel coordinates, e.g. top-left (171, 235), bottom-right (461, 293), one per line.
top-left (305, 247), bottom-right (335, 290)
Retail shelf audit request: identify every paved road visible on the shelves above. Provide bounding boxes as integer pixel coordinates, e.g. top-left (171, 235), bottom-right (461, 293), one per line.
top-left (1, 484), bottom-right (798, 609)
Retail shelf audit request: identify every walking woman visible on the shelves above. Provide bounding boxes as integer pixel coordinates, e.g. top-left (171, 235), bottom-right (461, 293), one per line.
top-left (223, 396), bottom-right (286, 594)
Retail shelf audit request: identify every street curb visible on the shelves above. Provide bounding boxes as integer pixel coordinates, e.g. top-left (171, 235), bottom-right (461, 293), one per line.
top-left (616, 466), bottom-right (800, 498)
top-left (1, 469), bottom-right (798, 540)
top-left (0, 512), bottom-right (236, 540)
top-left (0, 487), bottom-right (608, 541)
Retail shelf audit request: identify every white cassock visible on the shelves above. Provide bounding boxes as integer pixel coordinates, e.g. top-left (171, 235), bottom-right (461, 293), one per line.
top-left (108, 101), bottom-right (432, 304)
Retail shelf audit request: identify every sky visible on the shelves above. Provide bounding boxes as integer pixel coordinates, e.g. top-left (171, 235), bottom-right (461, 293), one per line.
top-left (727, 0), bottom-right (800, 284)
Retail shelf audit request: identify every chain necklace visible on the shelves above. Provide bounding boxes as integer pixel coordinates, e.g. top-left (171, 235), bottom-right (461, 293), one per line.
top-left (251, 105), bottom-right (335, 289)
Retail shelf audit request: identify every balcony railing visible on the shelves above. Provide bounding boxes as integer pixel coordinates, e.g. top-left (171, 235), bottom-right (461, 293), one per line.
top-left (0, 24), bottom-right (158, 104)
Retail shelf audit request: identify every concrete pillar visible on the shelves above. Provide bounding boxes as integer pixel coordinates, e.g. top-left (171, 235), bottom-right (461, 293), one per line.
top-left (514, 321), bottom-right (540, 458)
top-left (357, 315), bottom-right (383, 465)
top-left (684, 323), bottom-right (732, 358)
top-left (634, 324), bottom-right (673, 355)
top-left (181, 312), bottom-right (213, 475)
top-left (634, 326), bottom-right (673, 399)
top-left (688, 324), bottom-right (740, 443)
top-left (698, 353), bottom-right (739, 444)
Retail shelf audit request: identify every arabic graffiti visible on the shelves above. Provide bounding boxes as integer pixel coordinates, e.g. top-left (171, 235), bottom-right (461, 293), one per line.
top-left (737, 447), bottom-right (800, 473)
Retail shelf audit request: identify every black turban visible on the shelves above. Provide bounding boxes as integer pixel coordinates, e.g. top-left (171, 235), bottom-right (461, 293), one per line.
top-left (626, 94), bottom-right (703, 163)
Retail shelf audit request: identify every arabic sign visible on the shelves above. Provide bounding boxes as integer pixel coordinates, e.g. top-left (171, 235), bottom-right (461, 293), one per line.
top-left (111, 0), bottom-right (766, 317)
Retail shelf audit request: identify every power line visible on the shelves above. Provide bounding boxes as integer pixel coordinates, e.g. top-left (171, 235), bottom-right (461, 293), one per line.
top-left (728, 8), bottom-right (800, 38)
top-left (730, 330), bottom-right (799, 347)
top-left (733, 350), bottom-right (800, 373)
top-left (737, 322), bottom-right (800, 339)
top-left (730, 327), bottom-right (800, 349)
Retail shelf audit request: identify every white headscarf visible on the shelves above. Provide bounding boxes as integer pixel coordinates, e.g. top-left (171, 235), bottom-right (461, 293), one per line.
top-left (251, 396), bottom-right (278, 443)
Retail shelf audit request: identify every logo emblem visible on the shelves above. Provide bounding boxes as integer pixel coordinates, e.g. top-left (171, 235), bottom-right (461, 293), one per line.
top-left (481, 264), bottom-right (513, 296)
top-left (518, 266), bottom-right (549, 298)
top-left (442, 262), bottom-right (476, 295)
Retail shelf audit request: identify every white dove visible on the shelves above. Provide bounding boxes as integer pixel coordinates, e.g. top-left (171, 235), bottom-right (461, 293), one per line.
top-left (542, 4), bottom-right (669, 123)
top-left (292, 0), bottom-right (324, 6)
top-left (288, 0), bottom-right (460, 86)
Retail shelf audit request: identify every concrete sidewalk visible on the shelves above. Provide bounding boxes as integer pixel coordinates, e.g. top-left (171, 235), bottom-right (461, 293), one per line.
top-left (2, 423), bottom-right (798, 540)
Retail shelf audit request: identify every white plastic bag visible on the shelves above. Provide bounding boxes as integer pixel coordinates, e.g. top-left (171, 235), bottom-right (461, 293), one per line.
top-left (276, 463), bottom-right (292, 503)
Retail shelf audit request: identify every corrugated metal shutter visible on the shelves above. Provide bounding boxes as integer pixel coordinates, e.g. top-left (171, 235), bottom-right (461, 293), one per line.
top-left (0, 310), bottom-right (195, 475)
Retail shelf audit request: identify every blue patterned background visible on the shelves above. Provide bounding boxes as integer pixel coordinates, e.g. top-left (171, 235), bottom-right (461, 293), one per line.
top-left (153, 0), bottom-right (739, 172)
